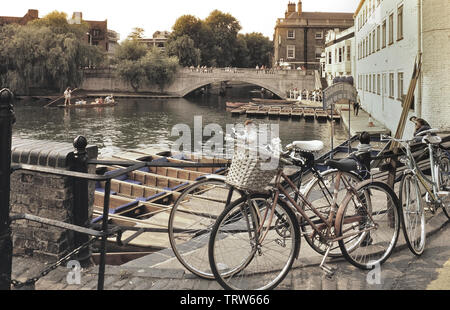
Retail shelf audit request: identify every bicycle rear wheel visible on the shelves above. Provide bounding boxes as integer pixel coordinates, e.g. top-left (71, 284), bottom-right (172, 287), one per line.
top-left (399, 174), bottom-right (426, 256)
top-left (300, 169), bottom-right (362, 257)
top-left (168, 178), bottom-right (243, 279)
top-left (209, 193), bottom-right (300, 290)
top-left (337, 181), bottom-right (400, 270)
top-left (438, 155), bottom-right (450, 219)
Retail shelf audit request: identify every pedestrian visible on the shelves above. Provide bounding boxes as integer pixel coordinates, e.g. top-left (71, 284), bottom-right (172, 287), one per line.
top-left (64, 87), bottom-right (72, 106)
top-left (353, 95), bottom-right (360, 116)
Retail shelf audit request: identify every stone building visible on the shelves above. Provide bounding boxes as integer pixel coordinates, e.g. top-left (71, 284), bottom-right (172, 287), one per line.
top-left (0, 9), bottom-right (39, 26)
top-left (69, 12), bottom-right (110, 52)
top-left (138, 31), bottom-right (171, 51)
top-left (354, 0), bottom-right (450, 135)
top-left (323, 26), bottom-right (355, 87)
top-left (273, 1), bottom-right (354, 70)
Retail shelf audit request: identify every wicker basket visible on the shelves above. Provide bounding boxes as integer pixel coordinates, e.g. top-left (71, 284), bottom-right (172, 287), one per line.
top-left (225, 144), bottom-right (280, 193)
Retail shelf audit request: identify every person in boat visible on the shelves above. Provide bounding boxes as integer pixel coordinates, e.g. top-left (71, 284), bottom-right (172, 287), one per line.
top-left (105, 94), bottom-right (114, 104)
top-left (64, 87), bottom-right (72, 106)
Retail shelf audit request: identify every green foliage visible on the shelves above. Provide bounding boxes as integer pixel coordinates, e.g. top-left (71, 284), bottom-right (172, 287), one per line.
top-left (127, 27), bottom-right (145, 40)
top-left (0, 11), bottom-right (104, 94)
top-left (166, 35), bottom-right (201, 67)
top-left (114, 41), bottom-right (179, 92)
top-left (168, 10), bottom-right (272, 68)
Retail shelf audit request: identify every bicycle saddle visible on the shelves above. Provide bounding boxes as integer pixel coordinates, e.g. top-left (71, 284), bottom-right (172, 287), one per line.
top-left (287, 140), bottom-right (324, 152)
top-left (325, 158), bottom-right (358, 173)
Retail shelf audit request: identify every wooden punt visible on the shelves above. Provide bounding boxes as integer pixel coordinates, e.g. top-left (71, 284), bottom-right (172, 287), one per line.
top-left (291, 107), bottom-right (304, 119)
top-left (303, 108), bottom-right (315, 119)
top-left (231, 107), bottom-right (246, 115)
top-left (279, 107), bottom-right (292, 118)
top-left (327, 109), bottom-right (341, 122)
top-left (268, 106), bottom-right (282, 117)
top-left (57, 101), bottom-right (117, 109)
top-left (315, 108), bottom-right (328, 121)
top-left (254, 106), bottom-right (270, 117)
top-left (245, 106), bottom-right (260, 117)
top-left (226, 101), bottom-right (248, 108)
top-left (252, 98), bottom-right (293, 105)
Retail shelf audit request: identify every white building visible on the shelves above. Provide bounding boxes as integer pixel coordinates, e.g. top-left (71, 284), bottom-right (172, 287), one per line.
top-left (324, 26), bottom-right (355, 87)
top-left (354, 0), bottom-right (450, 136)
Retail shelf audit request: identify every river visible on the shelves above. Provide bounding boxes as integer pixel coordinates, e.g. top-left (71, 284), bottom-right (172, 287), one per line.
top-left (11, 84), bottom-right (349, 158)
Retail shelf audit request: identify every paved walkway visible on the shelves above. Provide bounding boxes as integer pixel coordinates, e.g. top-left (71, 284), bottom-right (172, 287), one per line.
top-left (10, 208), bottom-right (449, 291)
top-left (338, 104), bottom-right (390, 136)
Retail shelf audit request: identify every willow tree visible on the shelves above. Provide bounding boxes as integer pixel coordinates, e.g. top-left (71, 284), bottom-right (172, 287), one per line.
top-left (0, 11), bottom-right (104, 94)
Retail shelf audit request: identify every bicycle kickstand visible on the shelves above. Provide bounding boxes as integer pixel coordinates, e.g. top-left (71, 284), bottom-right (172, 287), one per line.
top-left (319, 244), bottom-right (337, 279)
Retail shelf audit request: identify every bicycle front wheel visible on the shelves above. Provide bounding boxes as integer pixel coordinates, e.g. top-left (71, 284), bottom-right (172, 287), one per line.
top-left (209, 193), bottom-right (300, 290)
top-left (168, 178), bottom-right (243, 279)
top-left (399, 174), bottom-right (426, 256)
top-left (336, 181), bottom-right (400, 270)
top-left (438, 155), bottom-right (450, 219)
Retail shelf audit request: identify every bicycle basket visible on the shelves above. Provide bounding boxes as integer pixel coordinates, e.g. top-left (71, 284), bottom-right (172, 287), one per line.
top-left (225, 144), bottom-right (280, 193)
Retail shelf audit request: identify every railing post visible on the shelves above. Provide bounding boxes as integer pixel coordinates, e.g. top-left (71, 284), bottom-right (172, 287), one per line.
top-left (70, 136), bottom-right (91, 266)
top-left (0, 88), bottom-right (14, 290)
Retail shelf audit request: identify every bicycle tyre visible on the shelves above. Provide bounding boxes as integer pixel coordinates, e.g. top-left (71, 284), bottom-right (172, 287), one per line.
top-left (168, 178), bottom-right (243, 279)
top-left (300, 169), bottom-right (363, 257)
top-left (209, 193), bottom-right (300, 290)
top-left (438, 155), bottom-right (450, 219)
top-left (336, 181), bottom-right (400, 270)
top-left (399, 173), bottom-right (426, 256)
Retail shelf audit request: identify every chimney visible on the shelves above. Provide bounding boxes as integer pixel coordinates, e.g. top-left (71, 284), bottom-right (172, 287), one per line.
top-left (286, 2), bottom-right (296, 18)
top-left (298, 1), bottom-right (302, 15)
top-left (27, 9), bottom-right (39, 19)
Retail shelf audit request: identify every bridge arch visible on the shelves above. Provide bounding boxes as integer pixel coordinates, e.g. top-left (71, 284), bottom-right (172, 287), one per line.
top-left (178, 78), bottom-right (286, 99)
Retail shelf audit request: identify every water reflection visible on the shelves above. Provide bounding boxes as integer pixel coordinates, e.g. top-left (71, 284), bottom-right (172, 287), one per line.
top-left (12, 86), bottom-right (349, 158)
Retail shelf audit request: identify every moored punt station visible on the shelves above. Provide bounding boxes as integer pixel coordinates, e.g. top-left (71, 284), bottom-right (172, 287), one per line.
top-left (303, 108), bottom-right (316, 120)
top-left (268, 106), bottom-right (282, 117)
top-left (291, 107), bottom-right (304, 119)
top-left (327, 109), bottom-right (341, 122)
top-left (254, 106), bottom-right (270, 117)
top-left (245, 105), bottom-right (260, 117)
top-left (279, 107), bottom-right (292, 118)
top-left (315, 108), bottom-right (328, 121)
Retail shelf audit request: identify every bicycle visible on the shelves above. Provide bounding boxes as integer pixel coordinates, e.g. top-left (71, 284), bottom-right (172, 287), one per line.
top-left (168, 142), bottom-right (364, 279)
top-left (382, 129), bottom-right (450, 256)
top-left (208, 141), bottom-right (401, 290)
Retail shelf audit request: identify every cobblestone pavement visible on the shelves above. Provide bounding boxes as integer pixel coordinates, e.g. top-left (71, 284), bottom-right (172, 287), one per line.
top-left (9, 210), bottom-right (449, 292)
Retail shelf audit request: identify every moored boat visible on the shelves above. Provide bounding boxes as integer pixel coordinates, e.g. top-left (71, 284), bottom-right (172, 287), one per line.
top-left (315, 108), bottom-right (328, 121)
top-left (291, 107), bottom-right (304, 119)
top-left (226, 101), bottom-right (249, 108)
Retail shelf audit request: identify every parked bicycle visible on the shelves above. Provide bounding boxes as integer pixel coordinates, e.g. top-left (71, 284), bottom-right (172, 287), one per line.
top-left (208, 139), bottom-right (400, 290)
top-left (168, 130), bottom-right (365, 279)
top-left (382, 128), bottom-right (450, 256)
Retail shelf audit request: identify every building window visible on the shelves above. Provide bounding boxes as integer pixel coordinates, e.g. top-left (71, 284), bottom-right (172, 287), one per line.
top-left (369, 33), bottom-right (372, 54)
top-left (287, 30), bottom-right (295, 39)
top-left (347, 44), bottom-right (351, 61)
top-left (377, 74), bottom-right (381, 95)
top-left (398, 72), bottom-right (404, 100)
top-left (287, 45), bottom-right (295, 59)
top-left (389, 73), bottom-right (395, 98)
top-left (389, 13), bottom-right (394, 45)
top-left (382, 73), bottom-right (387, 97)
top-left (373, 74), bottom-right (376, 93)
top-left (366, 75), bottom-right (369, 91)
top-left (315, 31), bottom-right (323, 39)
top-left (397, 5), bottom-right (404, 41)
top-left (328, 52), bottom-right (332, 64)
top-left (382, 20), bottom-right (387, 48)
top-left (377, 25), bottom-right (381, 50)
top-left (339, 48), bottom-right (343, 62)
top-left (372, 30), bottom-right (376, 53)
top-left (315, 47), bottom-right (323, 59)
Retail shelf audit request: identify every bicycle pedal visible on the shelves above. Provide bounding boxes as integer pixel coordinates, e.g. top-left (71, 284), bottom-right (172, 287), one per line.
top-left (320, 265), bottom-right (336, 278)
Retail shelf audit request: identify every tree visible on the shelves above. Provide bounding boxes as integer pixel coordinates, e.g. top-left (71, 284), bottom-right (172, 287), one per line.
top-left (116, 59), bottom-right (146, 92)
top-left (166, 35), bottom-right (201, 67)
top-left (142, 47), bottom-right (179, 91)
top-left (0, 11), bottom-right (104, 94)
top-left (241, 32), bottom-right (273, 68)
top-left (127, 27), bottom-right (145, 40)
top-left (114, 38), bottom-right (147, 62)
top-left (204, 10), bottom-right (241, 67)
top-left (232, 35), bottom-right (250, 68)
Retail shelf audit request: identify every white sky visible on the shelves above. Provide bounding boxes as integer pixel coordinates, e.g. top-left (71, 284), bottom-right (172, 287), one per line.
top-left (4, 0), bottom-right (359, 40)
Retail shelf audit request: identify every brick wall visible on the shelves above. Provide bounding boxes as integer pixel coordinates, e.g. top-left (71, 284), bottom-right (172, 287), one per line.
top-left (10, 138), bottom-right (98, 261)
top-left (421, 0), bottom-right (450, 131)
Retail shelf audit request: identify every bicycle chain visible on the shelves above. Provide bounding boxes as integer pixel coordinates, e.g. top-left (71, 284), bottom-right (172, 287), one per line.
top-left (9, 237), bottom-right (99, 289)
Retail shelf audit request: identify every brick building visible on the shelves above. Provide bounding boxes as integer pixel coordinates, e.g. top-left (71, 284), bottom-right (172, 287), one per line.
top-left (0, 9), bottom-right (39, 26)
top-left (69, 12), bottom-right (109, 52)
top-left (273, 1), bottom-right (354, 70)
top-left (354, 0), bottom-right (450, 134)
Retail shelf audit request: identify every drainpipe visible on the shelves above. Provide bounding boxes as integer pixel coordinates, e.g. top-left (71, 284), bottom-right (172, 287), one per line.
top-left (417, 0), bottom-right (422, 117)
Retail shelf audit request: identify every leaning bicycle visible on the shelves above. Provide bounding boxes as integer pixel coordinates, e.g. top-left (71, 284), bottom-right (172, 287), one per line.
top-left (208, 140), bottom-right (401, 290)
top-left (383, 129), bottom-right (450, 256)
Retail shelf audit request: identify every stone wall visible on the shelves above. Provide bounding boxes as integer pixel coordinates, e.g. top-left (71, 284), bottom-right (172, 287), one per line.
top-left (10, 138), bottom-right (98, 261)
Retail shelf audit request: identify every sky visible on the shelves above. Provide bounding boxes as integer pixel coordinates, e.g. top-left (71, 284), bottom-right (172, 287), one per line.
top-left (3, 0), bottom-right (360, 41)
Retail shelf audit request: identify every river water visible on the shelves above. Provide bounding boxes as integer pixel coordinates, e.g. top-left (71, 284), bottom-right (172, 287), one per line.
top-left (12, 84), bottom-right (349, 158)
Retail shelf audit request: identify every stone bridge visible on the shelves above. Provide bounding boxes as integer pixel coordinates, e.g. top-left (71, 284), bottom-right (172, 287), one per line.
top-left (81, 68), bottom-right (316, 99)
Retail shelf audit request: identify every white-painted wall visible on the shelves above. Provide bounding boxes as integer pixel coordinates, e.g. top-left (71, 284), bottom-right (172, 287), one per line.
top-left (354, 0), bottom-right (450, 137)
top-left (324, 27), bottom-right (355, 87)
